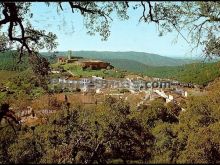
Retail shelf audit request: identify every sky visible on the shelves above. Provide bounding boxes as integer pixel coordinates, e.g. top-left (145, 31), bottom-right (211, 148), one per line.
top-left (30, 2), bottom-right (203, 59)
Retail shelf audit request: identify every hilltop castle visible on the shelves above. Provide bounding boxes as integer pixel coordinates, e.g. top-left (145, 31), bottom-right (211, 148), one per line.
top-left (57, 52), bottom-right (113, 70)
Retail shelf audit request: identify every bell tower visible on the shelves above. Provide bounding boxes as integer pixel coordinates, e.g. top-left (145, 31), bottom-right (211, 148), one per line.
top-left (68, 50), bottom-right (72, 59)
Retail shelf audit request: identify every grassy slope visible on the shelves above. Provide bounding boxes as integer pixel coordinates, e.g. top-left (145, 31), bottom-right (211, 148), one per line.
top-left (51, 63), bottom-right (128, 78)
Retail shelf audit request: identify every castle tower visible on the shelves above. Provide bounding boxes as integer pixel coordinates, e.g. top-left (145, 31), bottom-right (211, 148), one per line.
top-left (68, 50), bottom-right (72, 59)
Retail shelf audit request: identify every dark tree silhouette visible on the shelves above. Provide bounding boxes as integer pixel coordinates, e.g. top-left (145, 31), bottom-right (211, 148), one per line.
top-left (0, 103), bottom-right (20, 133)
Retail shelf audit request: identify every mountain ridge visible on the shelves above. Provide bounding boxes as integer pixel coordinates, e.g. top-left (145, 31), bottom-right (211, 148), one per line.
top-left (41, 50), bottom-right (199, 67)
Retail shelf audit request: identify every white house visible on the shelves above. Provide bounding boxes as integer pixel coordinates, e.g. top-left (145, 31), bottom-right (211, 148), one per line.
top-left (166, 95), bottom-right (174, 103)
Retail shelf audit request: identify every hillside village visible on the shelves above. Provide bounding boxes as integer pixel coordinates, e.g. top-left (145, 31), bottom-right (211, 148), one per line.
top-left (56, 53), bottom-right (114, 70)
top-left (50, 76), bottom-right (191, 108)
top-left (13, 53), bottom-right (203, 125)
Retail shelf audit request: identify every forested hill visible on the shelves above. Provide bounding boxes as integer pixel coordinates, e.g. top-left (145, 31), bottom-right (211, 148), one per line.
top-left (172, 62), bottom-right (220, 86)
top-left (0, 51), bottom-right (29, 71)
top-left (0, 51), bottom-right (56, 71)
top-left (100, 58), bottom-right (220, 86)
top-left (42, 51), bottom-right (198, 67)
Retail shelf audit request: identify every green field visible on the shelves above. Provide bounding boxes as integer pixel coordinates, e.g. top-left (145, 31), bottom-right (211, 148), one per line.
top-left (51, 63), bottom-right (127, 78)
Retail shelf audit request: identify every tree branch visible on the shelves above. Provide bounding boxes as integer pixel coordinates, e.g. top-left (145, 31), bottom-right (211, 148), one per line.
top-left (146, 1), bottom-right (159, 23)
top-left (139, 1), bottom-right (159, 24)
top-left (68, 2), bottom-right (96, 14)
